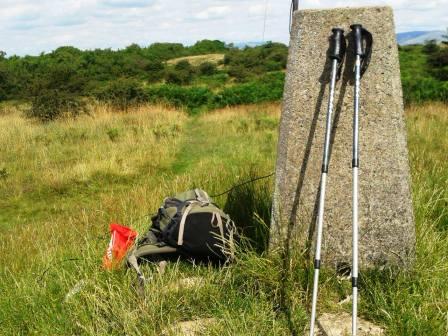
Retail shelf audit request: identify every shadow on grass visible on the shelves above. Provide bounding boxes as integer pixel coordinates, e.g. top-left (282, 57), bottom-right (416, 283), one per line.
top-left (222, 171), bottom-right (273, 254)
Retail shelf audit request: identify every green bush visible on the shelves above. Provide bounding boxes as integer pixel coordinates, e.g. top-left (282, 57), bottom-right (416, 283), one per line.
top-left (224, 42), bottom-right (288, 80)
top-left (174, 60), bottom-right (192, 72)
top-left (93, 78), bottom-right (146, 110)
top-left (165, 61), bottom-right (196, 85)
top-left (145, 59), bottom-right (165, 83)
top-left (194, 73), bottom-right (229, 89)
top-left (146, 85), bottom-right (213, 113)
top-left (198, 62), bottom-right (217, 76)
top-left (188, 40), bottom-right (227, 55)
top-left (402, 77), bottom-right (448, 104)
top-left (165, 69), bottom-right (191, 85)
top-left (27, 65), bottom-right (87, 122)
top-left (27, 90), bottom-right (86, 122)
top-left (428, 49), bottom-right (448, 81)
top-left (212, 72), bottom-right (285, 108)
top-left (0, 65), bottom-right (10, 100)
top-left (227, 64), bottom-right (252, 82)
top-left (146, 72), bottom-right (285, 113)
top-left (400, 44), bottom-right (448, 104)
top-left (422, 40), bottom-right (439, 54)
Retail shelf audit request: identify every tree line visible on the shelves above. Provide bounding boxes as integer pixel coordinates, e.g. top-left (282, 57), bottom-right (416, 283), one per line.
top-left (0, 40), bottom-right (288, 120)
top-left (0, 38), bottom-right (447, 121)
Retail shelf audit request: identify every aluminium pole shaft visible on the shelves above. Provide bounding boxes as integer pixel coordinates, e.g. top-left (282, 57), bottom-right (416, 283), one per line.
top-left (309, 59), bottom-right (337, 336)
top-left (309, 28), bottom-right (346, 336)
top-left (350, 23), bottom-right (372, 336)
top-left (352, 53), bottom-right (361, 336)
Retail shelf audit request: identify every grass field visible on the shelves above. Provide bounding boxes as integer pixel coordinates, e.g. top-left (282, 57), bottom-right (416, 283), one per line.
top-left (0, 102), bottom-right (447, 335)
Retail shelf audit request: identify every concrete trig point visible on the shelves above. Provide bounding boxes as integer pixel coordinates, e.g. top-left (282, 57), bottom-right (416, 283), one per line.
top-left (270, 6), bottom-right (415, 269)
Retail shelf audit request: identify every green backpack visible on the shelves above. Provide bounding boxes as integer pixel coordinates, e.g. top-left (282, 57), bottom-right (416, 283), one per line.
top-left (127, 189), bottom-right (237, 283)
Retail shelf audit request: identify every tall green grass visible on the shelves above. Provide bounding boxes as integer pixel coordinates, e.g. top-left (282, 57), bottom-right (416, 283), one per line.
top-left (0, 102), bottom-right (447, 335)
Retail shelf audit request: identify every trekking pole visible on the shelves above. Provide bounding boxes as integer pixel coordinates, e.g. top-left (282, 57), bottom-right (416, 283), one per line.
top-left (309, 28), bottom-right (346, 336)
top-left (292, 0), bottom-right (299, 11)
top-left (350, 24), bottom-right (372, 336)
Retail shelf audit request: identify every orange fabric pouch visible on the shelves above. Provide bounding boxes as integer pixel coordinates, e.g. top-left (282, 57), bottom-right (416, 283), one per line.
top-left (103, 223), bottom-right (138, 269)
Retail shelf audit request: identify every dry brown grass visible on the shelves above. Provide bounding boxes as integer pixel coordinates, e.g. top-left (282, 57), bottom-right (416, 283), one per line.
top-left (405, 102), bottom-right (448, 177)
top-left (167, 53), bottom-right (225, 66)
top-left (0, 104), bottom-right (186, 196)
top-left (202, 102), bottom-right (280, 120)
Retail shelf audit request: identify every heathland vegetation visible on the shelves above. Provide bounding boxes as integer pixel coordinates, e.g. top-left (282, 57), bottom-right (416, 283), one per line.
top-left (0, 40), bottom-right (287, 120)
top-left (0, 38), bottom-right (447, 121)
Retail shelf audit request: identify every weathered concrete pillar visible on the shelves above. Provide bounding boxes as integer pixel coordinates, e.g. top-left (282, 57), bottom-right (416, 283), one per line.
top-left (270, 7), bottom-right (415, 269)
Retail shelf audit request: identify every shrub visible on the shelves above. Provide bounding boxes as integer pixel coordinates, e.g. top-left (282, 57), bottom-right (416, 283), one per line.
top-left (227, 64), bottom-right (251, 82)
top-left (224, 42), bottom-right (288, 80)
top-left (198, 62), bottom-right (217, 76)
top-left (146, 85), bottom-right (213, 113)
top-left (27, 90), bottom-right (86, 122)
top-left (94, 78), bottom-right (146, 110)
top-left (428, 49), bottom-right (448, 81)
top-left (165, 69), bottom-right (192, 85)
top-left (0, 65), bottom-right (10, 100)
top-left (27, 65), bottom-right (87, 122)
top-left (402, 77), bottom-right (448, 104)
top-left (188, 40), bottom-right (227, 55)
top-left (146, 72), bottom-right (285, 112)
top-left (165, 61), bottom-right (196, 85)
top-left (212, 72), bottom-right (285, 108)
top-left (0, 89), bottom-right (5, 101)
top-left (175, 60), bottom-right (193, 72)
top-left (422, 40), bottom-right (439, 54)
top-left (145, 59), bottom-right (165, 83)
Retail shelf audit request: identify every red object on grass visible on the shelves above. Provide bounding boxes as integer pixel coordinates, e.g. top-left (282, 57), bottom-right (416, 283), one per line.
top-left (103, 223), bottom-right (138, 269)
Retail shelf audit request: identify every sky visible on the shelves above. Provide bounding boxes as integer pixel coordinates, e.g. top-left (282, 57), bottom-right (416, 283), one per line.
top-left (0, 0), bottom-right (447, 56)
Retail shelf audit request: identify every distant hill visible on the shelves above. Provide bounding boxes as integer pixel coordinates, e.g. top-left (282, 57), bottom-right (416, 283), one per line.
top-left (233, 41), bottom-right (265, 49)
top-left (235, 32), bottom-right (447, 47)
top-left (397, 31), bottom-right (446, 45)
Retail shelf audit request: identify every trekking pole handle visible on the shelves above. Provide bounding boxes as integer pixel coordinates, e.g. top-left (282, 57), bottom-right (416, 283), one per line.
top-left (329, 28), bottom-right (346, 62)
top-left (350, 24), bottom-right (373, 76)
top-left (351, 24), bottom-right (365, 57)
top-left (292, 0), bottom-right (299, 11)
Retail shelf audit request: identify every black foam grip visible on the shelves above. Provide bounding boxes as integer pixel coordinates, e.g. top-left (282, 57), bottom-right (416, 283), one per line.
top-left (329, 28), bottom-right (346, 62)
top-left (350, 24), bottom-right (364, 56)
top-left (292, 0), bottom-right (299, 11)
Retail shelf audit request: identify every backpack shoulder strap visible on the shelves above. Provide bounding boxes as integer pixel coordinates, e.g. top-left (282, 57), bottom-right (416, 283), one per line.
top-left (194, 189), bottom-right (211, 204)
top-left (175, 190), bottom-right (212, 246)
top-left (177, 201), bottom-right (196, 246)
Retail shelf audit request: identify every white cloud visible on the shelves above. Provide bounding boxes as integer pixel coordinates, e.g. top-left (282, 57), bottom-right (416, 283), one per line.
top-left (248, 4), bottom-right (267, 16)
top-left (194, 6), bottom-right (230, 20)
top-left (0, 0), bottom-right (446, 56)
top-left (101, 0), bottom-right (156, 8)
